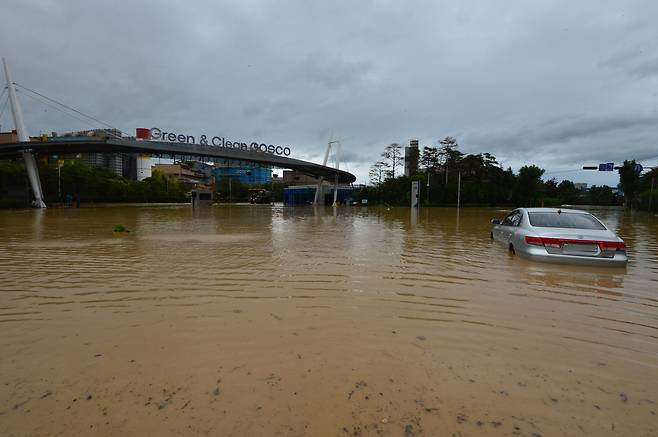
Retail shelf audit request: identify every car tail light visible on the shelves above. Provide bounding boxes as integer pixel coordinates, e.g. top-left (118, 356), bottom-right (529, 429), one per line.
top-left (524, 236), bottom-right (543, 246)
top-left (599, 241), bottom-right (626, 251)
top-left (524, 236), bottom-right (626, 251)
top-left (524, 236), bottom-right (561, 248)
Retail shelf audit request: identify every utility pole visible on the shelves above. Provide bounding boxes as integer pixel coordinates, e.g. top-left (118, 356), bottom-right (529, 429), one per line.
top-left (457, 171), bottom-right (461, 209)
top-left (650, 176), bottom-right (655, 212)
top-left (57, 161), bottom-right (62, 200)
top-left (426, 172), bottom-right (430, 203)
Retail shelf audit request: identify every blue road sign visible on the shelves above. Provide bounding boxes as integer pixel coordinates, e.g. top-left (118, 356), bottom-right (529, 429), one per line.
top-left (598, 162), bottom-right (614, 171)
top-left (635, 163), bottom-right (643, 173)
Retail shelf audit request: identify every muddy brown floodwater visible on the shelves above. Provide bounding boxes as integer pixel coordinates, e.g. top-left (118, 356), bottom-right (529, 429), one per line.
top-left (0, 205), bottom-right (657, 436)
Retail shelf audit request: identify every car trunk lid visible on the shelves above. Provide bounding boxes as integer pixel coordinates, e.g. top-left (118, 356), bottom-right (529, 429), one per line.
top-left (525, 230), bottom-right (624, 258)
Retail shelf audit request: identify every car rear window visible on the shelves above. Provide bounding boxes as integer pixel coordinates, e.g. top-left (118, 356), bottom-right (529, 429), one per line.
top-left (527, 212), bottom-right (606, 230)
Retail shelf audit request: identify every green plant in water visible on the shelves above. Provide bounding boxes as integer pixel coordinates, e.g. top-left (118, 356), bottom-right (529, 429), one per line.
top-left (113, 224), bottom-right (128, 232)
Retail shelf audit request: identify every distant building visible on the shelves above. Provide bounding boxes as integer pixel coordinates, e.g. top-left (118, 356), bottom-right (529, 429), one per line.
top-left (0, 130), bottom-right (19, 144)
top-left (213, 165), bottom-right (271, 185)
top-left (153, 162), bottom-right (211, 188)
top-left (404, 139), bottom-right (419, 177)
top-left (574, 183), bottom-right (588, 191)
top-left (48, 129), bottom-right (139, 179)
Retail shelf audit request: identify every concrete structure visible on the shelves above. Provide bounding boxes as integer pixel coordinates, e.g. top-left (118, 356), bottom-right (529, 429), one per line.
top-left (191, 188), bottom-right (213, 207)
top-left (0, 130), bottom-right (19, 144)
top-left (411, 180), bottom-right (419, 207)
top-left (153, 163), bottom-right (211, 187)
top-left (136, 155), bottom-right (152, 181)
top-left (314, 140), bottom-right (343, 205)
top-left (3, 59), bottom-right (46, 208)
top-left (0, 137), bottom-right (356, 185)
top-left (53, 129), bottom-right (135, 178)
top-left (404, 139), bottom-right (419, 177)
top-left (283, 169), bottom-right (321, 186)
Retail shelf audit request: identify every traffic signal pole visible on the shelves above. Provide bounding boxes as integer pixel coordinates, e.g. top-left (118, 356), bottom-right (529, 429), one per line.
top-left (583, 162), bottom-right (655, 210)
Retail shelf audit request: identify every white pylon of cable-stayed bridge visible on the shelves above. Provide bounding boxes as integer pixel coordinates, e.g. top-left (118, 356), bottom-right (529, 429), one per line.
top-left (313, 138), bottom-right (342, 206)
top-left (3, 58), bottom-right (46, 208)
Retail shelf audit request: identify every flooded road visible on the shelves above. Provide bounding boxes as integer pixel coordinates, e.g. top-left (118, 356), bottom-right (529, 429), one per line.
top-left (1, 205), bottom-right (656, 436)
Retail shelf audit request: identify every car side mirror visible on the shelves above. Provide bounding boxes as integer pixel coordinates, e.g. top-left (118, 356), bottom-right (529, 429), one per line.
top-left (491, 219), bottom-right (501, 225)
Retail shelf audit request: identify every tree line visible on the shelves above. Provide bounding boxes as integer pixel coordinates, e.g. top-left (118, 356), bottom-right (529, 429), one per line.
top-left (0, 158), bottom-right (288, 207)
top-left (0, 159), bottom-right (188, 207)
top-left (358, 137), bottom-right (656, 211)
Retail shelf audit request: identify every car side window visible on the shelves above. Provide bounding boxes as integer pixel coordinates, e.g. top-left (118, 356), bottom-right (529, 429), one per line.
top-left (511, 212), bottom-right (522, 227)
top-left (501, 211), bottom-right (516, 226)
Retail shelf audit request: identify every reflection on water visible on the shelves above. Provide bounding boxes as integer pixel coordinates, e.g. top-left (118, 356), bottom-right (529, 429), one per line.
top-left (0, 205), bottom-right (656, 436)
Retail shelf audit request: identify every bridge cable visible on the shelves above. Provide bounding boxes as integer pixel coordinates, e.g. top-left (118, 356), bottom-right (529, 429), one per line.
top-left (0, 86), bottom-right (7, 106)
top-left (13, 82), bottom-right (124, 139)
top-left (0, 91), bottom-right (10, 126)
top-left (16, 88), bottom-right (123, 140)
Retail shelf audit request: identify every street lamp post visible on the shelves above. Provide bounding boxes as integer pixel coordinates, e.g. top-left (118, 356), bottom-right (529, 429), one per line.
top-left (57, 159), bottom-right (64, 200)
top-left (650, 176), bottom-right (655, 212)
top-left (457, 171), bottom-right (461, 209)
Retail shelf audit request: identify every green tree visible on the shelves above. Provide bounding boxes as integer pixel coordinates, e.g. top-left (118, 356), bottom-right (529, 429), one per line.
top-left (618, 160), bottom-right (641, 209)
top-left (438, 137), bottom-right (463, 185)
top-left (543, 178), bottom-right (559, 198)
top-left (381, 143), bottom-right (403, 179)
top-left (517, 165), bottom-right (545, 206)
top-left (557, 180), bottom-right (578, 204)
top-left (589, 185), bottom-right (618, 206)
top-left (369, 161), bottom-right (387, 186)
top-left (637, 167), bottom-right (657, 212)
top-left (420, 147), bottom-right (440, 172)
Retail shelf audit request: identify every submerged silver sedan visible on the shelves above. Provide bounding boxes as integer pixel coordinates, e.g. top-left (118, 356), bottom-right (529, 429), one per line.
top-left (491, 208), bottom-right (627, 266)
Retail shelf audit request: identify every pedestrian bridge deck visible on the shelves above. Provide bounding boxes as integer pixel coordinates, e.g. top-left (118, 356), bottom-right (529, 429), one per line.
top-left (0, 138), bottom-right (356, 184)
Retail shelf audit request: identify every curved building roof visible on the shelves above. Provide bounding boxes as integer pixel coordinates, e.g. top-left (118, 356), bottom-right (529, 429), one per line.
top-left (0, 138), bottom-right (356, 184)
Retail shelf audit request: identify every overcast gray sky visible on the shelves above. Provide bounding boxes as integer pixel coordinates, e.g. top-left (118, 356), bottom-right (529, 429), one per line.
top-left (1, 0), bottom-right (657, 185)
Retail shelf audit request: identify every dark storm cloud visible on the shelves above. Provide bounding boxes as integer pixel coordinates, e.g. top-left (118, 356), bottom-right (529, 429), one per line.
top-left (601, 48), bottom-right (658, 79)
top-left (1, 0), bottom-right (657, 185)
top-left (469, 113), bottom-right (657, 155)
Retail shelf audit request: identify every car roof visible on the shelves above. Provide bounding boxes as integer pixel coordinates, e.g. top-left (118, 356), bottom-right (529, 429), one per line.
top-left (518, 207), bottom-right (590, 214)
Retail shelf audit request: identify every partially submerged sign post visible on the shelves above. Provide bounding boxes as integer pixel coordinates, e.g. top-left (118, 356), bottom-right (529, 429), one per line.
top-left (411, 181), bottom-right (419, 208)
